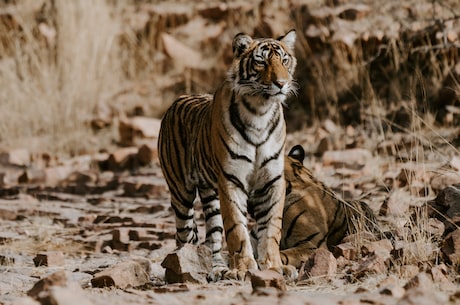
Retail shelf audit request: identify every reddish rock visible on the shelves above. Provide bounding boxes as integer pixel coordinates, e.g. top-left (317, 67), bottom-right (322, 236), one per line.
top-left (27, 270), bottom-right (67, 299)
top-left (91, 259), bottom-right (151, 289)
top-left (33, 251), bottom-right (65, 267)
top-left (0, 208), bottom-right (18, 220)
top-left (249, 269), bottom-right (286, 291)
top-left (161, 244), bottom-right (212, 284)
top-left (300, 248), bottom-right (337, 280)
top-left (441, 229), bottom-right (460, 264)
top-left (334, 242), bottom-right (358, 260)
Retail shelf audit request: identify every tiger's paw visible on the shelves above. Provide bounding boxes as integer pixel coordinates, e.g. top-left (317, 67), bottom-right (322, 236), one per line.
top-left (208, 266), bottom-right (248, 281)
top-left (267, 264), bottom-right (298, 281)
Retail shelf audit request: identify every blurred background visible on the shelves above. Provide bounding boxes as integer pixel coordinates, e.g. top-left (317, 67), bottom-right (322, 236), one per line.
top-left (0, 0), bottom-right (459, 156)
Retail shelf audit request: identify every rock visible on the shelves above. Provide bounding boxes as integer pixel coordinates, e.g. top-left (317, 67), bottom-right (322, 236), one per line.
top-left (380, 284), bottom-right (405, 298)
top-left (400, 264), bottom-right (420, 278)
top-left (0, 148), bottom-right (30, 167)
top-left (121, 175), bottom-right (168, 198)
top-left (91, 259), bottom-right (151, 289)
top-left (0, 254), bottom-right (15, 265)
top-left (300, 248), bottom-right (337, 280)
top-left (33, 251), bottom-right (65, 267)
top-left (354, 253), bottom-right (387, 277)
top-left (249, 269), bottom-right (286, 291)
top-left (15, 298), bottom-right (41, 305)
top-left (28, 271), bottom-right (93, 305)
top-left (379, 188), bottom-right (410, 216)
top-left (361, 239), bottom-right (393, 260)
top-left (18, 169), bottom-right (46, 184)
top-left (425, 184), bottom-right (460, 233)
top-left (441, 229), bottom-right (460, 264)
top-left (137, 141), bottom-right (158, 166)
top-left (334, 242), bottom-right (358, 260)
top-left (46, 282), bottom-right (94, 305)
top-left (119, 116), bottom-right (161, 146)
top-left (27, 270), bottom-right (67, 299)
top-left (428, 264), bottom-right (456, 291)
top-left (107, 147), bottom-right (138, 171)
top-left (403, 272), bottom-right (434, 291)
top-left (44, 165), bottom-right (74, 186)
top-left (0, 207), bottom-right (18, 220)
top-left (431, 172), bottom-right (460, 191)
top-left (322, 148), bottom-right (373, 170)
top-left (161, 244), bottom-right (212, 284)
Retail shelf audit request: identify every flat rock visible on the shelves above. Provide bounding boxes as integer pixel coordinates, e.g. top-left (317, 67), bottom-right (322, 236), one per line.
top-left (161, 244), bottom-right (212, 284)
top-left (27, 270), bottom-right (68, 299)
top-left (91, 258), bottom-right (151, 289)
top-left (33, 251), bottom-right (65, 267)
top-left (249, 269), bottom-right (286, 291)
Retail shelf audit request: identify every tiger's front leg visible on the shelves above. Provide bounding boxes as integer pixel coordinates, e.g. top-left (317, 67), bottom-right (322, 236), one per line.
top-left (251, 176), bottom-right (297, 278)
top-left (219, 183), bottom-right (258, 279)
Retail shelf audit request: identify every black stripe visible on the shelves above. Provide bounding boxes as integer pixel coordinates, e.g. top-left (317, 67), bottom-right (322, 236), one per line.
top-left (253, 175), bottom-right (282, 198)
top-left (257, 106), bottom-right (281, 147)
top-left (226, 224), bottom-right (237, 236)
top-left (205, 209), bottom-right (221, 222)
top-left (292, 232), bottom-right (320, 248)
top-left (229, 93), bottom-right (254, 145)
top-left (171, 204), bottom-right (193, 220)
top-left (241, 97), bottom-right (258, 115)
top-left (285, 210), bottom-right (306, 238)
top-left (222, 170), bottom-right (248, 195)
top-left (206, 226), bottom-right (224, 238)
top-left (176, 226), bottom-right (194, 233)
top-left (219, 134), bottom-right (252, 163)
top-left (201, 194), bottom-right (218, 205)
top-left (261, 146), bottom-right (283, 167)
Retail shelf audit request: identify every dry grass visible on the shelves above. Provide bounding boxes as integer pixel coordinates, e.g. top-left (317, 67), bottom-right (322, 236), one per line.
top-left (0, 0), bottom-right (122, 155)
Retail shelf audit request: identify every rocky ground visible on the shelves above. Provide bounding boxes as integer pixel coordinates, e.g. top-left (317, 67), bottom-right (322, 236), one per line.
top-left (1, 116), bottom-right (460, 305)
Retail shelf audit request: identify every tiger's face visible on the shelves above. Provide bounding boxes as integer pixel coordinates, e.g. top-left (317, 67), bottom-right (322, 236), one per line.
top-left (229, 30), bottom-right (297, 99)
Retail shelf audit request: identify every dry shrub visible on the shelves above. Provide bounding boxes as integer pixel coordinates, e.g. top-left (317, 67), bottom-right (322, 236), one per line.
top-left (0, 0), bottom-right (122, 155)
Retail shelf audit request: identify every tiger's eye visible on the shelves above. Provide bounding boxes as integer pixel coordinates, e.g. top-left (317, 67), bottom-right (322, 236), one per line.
top-left (282, 57), bottom-right (289, 65)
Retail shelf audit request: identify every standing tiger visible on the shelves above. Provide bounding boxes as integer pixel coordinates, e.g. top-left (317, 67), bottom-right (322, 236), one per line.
top-left (158, 30), bottom-right (297, 280)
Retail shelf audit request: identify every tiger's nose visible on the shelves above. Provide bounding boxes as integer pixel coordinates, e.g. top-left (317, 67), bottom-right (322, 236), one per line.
top-left (273, 79), bottom-right (287, 89)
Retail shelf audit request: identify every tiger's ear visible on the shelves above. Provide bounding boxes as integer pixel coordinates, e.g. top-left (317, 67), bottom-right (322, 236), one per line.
top-left (233, 33), bottom-right (253, 58)
top-left (288, 145), bottom-right (305, 163)
top-left (278, 29), bottom-right (296, 52)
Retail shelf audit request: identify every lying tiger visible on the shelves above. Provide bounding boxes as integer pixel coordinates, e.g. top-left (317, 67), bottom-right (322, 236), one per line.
top-left (251, 144), bottom-right (378, 269)
top-left (158, 30), bottom-right (298, 280)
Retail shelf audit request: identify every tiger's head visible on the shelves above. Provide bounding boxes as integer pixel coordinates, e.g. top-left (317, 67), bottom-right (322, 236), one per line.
top-left (228, 30), bottom-right (297, 100)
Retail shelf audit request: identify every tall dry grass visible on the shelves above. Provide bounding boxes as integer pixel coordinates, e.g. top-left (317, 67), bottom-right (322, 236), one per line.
top-left (0, 0), bottom-right (122, 155)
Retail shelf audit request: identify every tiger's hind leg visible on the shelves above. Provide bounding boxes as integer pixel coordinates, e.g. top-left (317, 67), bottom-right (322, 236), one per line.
top-left (170, 187), bottom-right (199, 247)
top-left (198, 187), bottom-right (228, 281)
